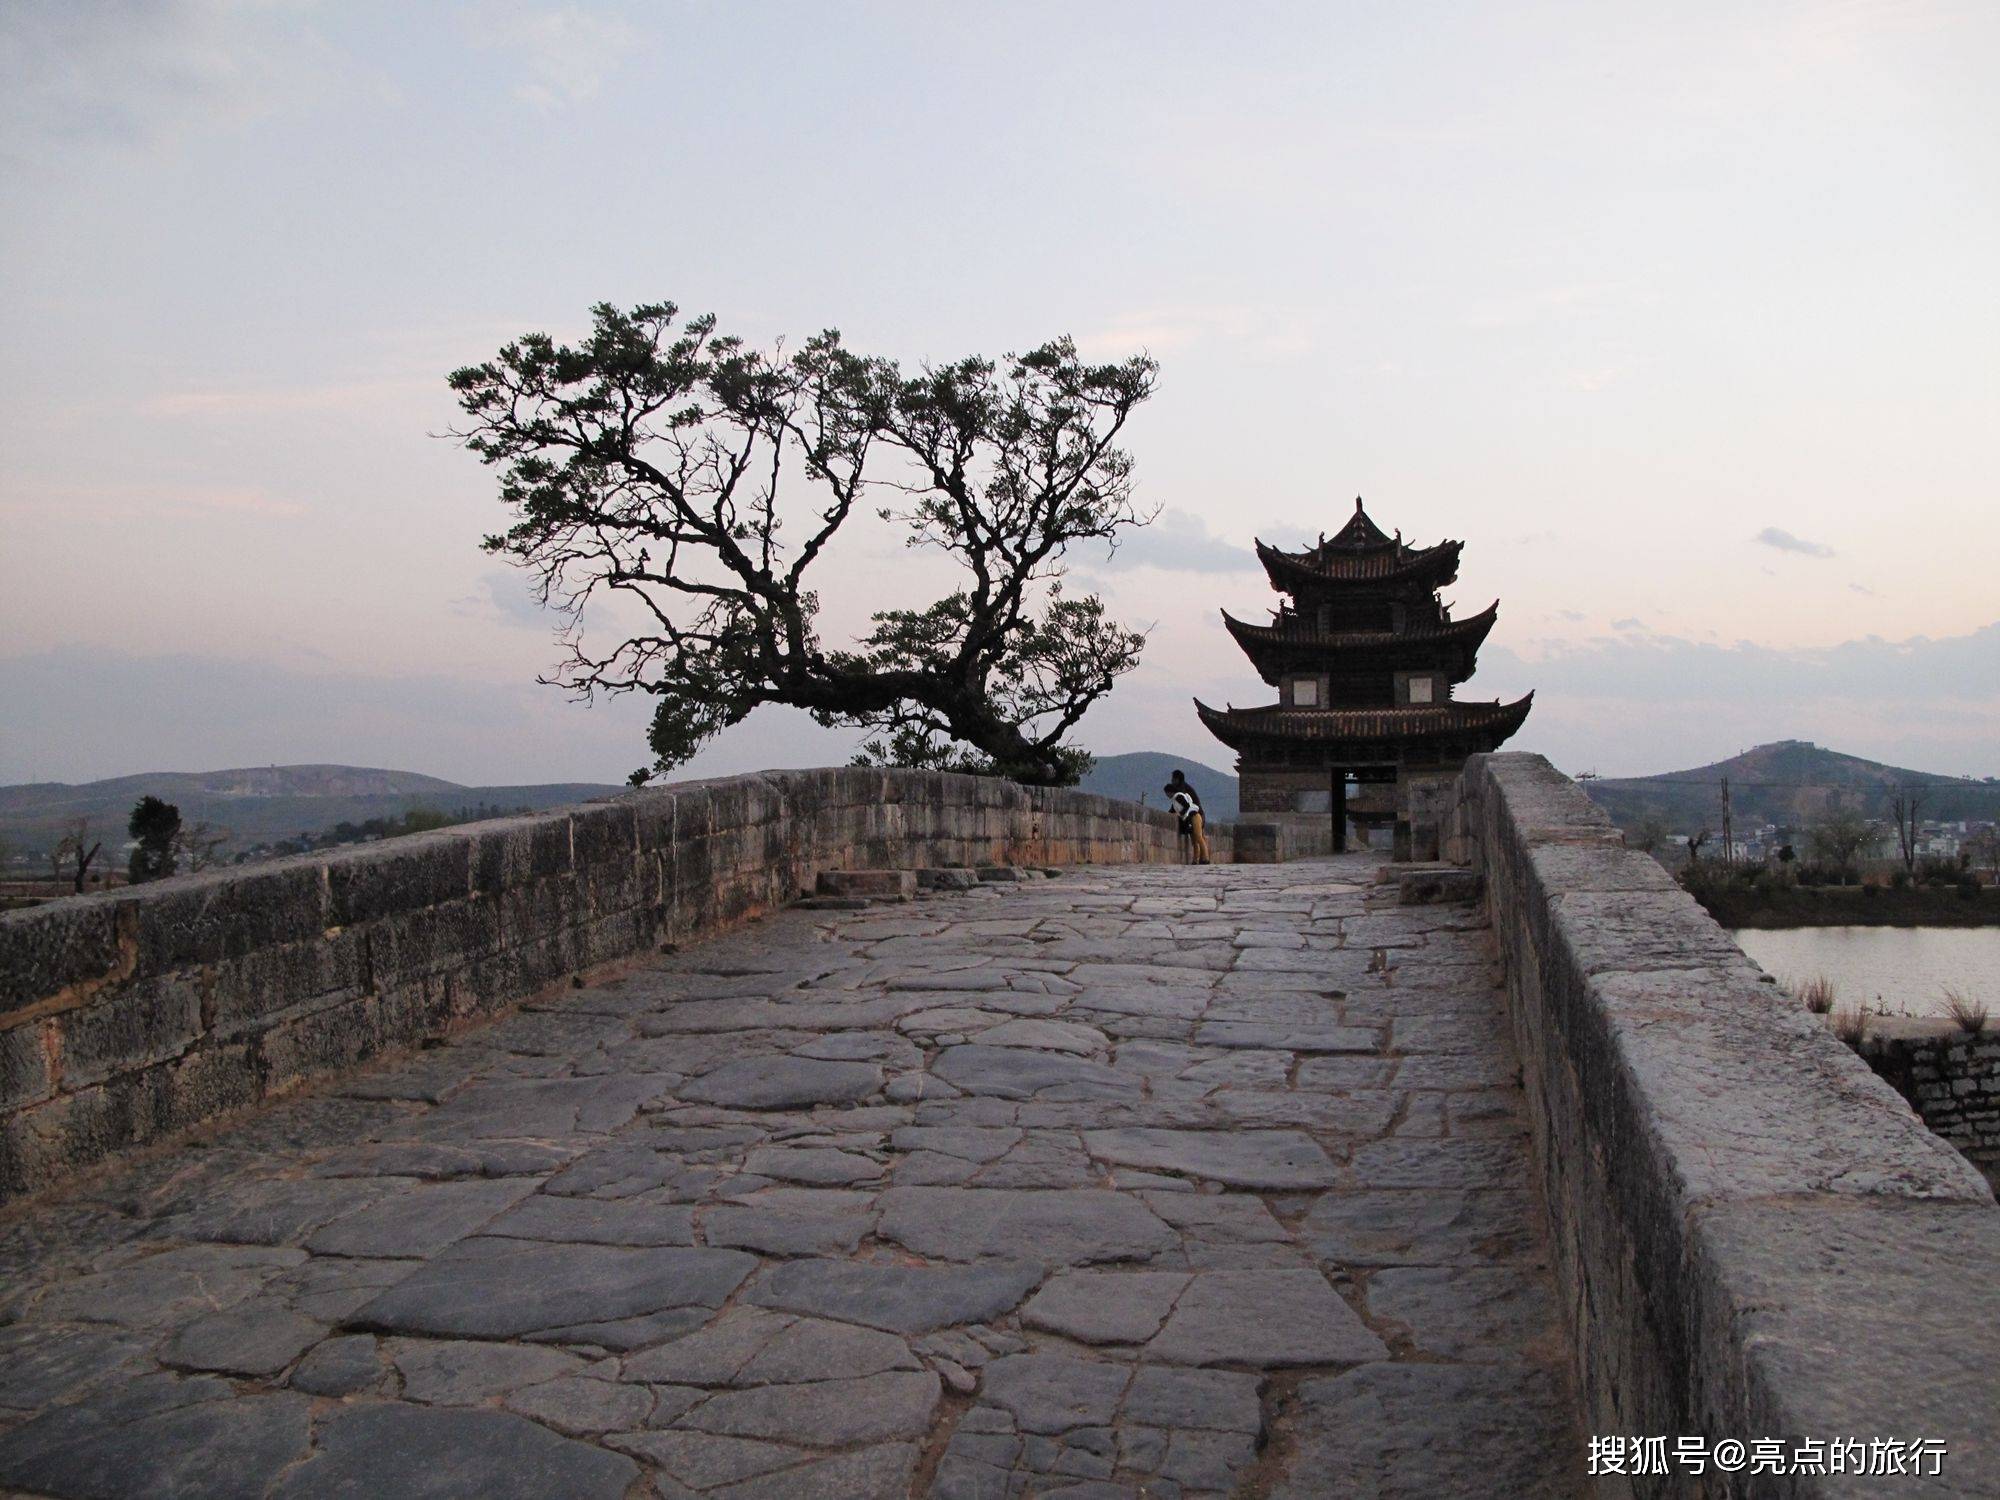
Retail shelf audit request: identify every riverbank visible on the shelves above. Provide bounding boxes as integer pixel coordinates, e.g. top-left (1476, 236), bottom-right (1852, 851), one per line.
top-left (1696, 884), bottom-right (2000, 928)
top-left (1733, 924), bottom-right (1999, 1024)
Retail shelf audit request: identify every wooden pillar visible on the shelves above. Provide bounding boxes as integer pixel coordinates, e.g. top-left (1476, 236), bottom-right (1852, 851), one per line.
top-left (1331, 770), bottom-right (1348, 853)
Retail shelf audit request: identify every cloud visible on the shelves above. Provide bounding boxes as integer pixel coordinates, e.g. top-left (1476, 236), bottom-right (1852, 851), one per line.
top-left (1093, 508), bottom-right (1258, 574)
top-left (1475, 620), bottom-right (2000, 777)
top-left (0, 646), bottom-right (859, 786)
top-left (2, 483), bottom-right (305, 521)
top-left (460, 2), bottom-right (640, 110)
top-left (1610, 617), bottom-right (1647, 632)
top-left (1492, 621), bottom-right (2000, 704)
top-left (1848, 582), bottom-right (1877, 597)
top-left (1556, 609), bottom-right (1587, 622)
top-left (1464, 281), bottom-right (1635, 331)
top-left (1754, 526), bottom-right (1835, 558)
top-left (455, 571), bottom-right (553, 629)
top-left (0, 0), bottom-right (345, 156)
top-left (139, 378), bottom-right (435, 419)
top-left (1077, 306), bottom-right (1314, 360)
top-left (1567, 366), bottom-right (1624, 393)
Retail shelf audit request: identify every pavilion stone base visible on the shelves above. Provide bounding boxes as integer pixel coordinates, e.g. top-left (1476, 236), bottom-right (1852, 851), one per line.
top-left (1238, 767), bottom-right (1333, 819)
top-left (1237, 766), bottom-right (1457, 863)
top-left (1231, 813), bottom-right (1343, 863)
top-left (1395, 767), bottom-right (1458, 863)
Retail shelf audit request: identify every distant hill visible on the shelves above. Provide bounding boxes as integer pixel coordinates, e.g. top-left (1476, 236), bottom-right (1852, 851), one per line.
top-left (1583, 740), bottom-right (2000, 834)
top-left (0, 765), bottom-right (623, 856)
top-left (1079, 752), bottom-right (1239, 821)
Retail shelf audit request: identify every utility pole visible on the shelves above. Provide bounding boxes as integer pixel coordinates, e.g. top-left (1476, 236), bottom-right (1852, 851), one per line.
top-left (1720, 776), bottom-right (1735, 864)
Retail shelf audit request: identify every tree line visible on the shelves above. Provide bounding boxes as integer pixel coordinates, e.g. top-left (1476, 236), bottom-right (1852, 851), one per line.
top-left (1624, 786), bottom-right (2000, 887)
top-left (20, 801), bottom-right (518, 893)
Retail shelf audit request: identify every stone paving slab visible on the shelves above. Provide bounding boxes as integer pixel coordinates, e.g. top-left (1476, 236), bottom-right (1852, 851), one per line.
top-left (0, 855), bottom-right (1583, 1497)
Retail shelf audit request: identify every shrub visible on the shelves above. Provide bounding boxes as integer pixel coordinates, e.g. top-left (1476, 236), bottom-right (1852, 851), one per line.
top-left (1890, 868), bottom-right (1912, 890)
top-left (1831, 1005), bottom-right (1868, 1045)
top-left (1944, 988), bottom-right (1990, 1035)
top-left (1794, 976), bottom-right (1836, 1015)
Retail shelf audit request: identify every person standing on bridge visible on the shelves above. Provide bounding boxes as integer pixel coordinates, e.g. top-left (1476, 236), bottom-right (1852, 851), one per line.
top-left (1164, 769), bottom-right (1210, 864)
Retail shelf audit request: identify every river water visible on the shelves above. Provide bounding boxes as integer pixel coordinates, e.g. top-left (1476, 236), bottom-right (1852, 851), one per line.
top-left (1732, 926), bottom-right (2000, 1019)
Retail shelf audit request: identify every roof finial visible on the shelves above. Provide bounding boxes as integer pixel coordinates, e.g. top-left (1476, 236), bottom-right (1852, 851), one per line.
top-left (1354, 496), bottom-right (1364, 513)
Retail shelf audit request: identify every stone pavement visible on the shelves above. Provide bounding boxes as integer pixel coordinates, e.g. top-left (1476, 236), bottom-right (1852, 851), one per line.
top-left (0, 856), bottom-right (1583, 1498)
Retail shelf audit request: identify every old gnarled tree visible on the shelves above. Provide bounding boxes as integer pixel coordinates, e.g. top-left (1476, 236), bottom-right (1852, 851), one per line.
top-left (449, 301), bottom-right (1157, 785)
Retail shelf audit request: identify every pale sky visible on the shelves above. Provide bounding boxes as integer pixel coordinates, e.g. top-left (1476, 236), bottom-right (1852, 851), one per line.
top-left (3, 0), bottom-right (1996, 787)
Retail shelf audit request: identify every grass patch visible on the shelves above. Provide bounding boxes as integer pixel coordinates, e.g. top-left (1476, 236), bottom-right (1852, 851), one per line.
top-left (1793, 975), bottom-right (1836, 1015)
top-left (1943, 987), bottom-right (1991, 1035)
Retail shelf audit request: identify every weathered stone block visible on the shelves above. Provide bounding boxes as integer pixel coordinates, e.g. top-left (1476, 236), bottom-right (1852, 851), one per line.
top-left (0, 1021), bottom-right (54, 1110)
top-left (817, 869), bottom-right (915, 900)
top-left (455, 935), bottom-right (575, 1019)
top-left (1233, 824), bottom-right (1281, 864)
top-left (0, 899), bottom-right (125, 1012)
top-left (255, 995), bottom-right (384, 1093)
top-left (917, 868), bottom-right (982, 891)
top-left (1397, 867), bottom-right (1480, 905)
top-left (567, 802), bottom-right (637, 871)
top-left (469, 815), bottom-right (573, 895)
top-left (165, 1042), bottom-right (263, 1130)
top-left (122, 863), bottom-right (328, 976)
top-left (325, 833), bottom-right (470, 927)
top-left (56, 974), bottom-right (203, 1089)
top-left (208, 929), bottom-right (371, 1036)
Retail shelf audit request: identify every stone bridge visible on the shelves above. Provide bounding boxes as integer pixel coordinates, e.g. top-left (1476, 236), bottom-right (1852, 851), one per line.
top-left (0, 758), bottom-right (1994, 1498)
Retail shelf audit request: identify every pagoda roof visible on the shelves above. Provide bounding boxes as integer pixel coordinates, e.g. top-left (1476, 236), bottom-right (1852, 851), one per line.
top-left (1255, 536), bottom-right (1462, 592)
top-left (1193, 694), bottom-right (1534, 752)
top-left (1221, 600), bottom-right (1499, 657)
top-left (1322, 497), bottom-right (1395, 551)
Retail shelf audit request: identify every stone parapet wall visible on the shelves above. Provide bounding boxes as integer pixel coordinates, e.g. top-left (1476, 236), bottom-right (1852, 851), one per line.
top-left (0, 767), bottom-right (1218, 1202)
top-left (1861, 1019), bottom-right (2000, 1159)
top-left (1448, 752), bottom-right (2000, 1497)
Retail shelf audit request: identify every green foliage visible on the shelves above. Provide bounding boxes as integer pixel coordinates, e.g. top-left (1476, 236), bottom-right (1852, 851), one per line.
top-left (1676, 858), bottom-right (1775, 898)
top-left (179, 822), bottom-right (231, 872)
top-left (449, 300), bottom-right (1158, 786)
top-left (851, 728), bottom-right (1095, 785)
top-left (127, 796), bottom-right (182, 884)
top-left (1805, 806), bottom-right (1878, 876)
top-left (1627, 812), bottom-right (1670, 856)
top-left (260, 805), bottom-right (510, 858)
